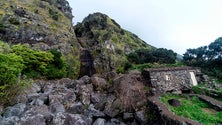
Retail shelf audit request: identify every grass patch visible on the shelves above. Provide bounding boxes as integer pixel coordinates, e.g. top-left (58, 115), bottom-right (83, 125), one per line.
top-left (192, 85), bottom-right (222, 102)
top-left (160, 94), bottom-right (222, 125)
top-left (129, 62), bottom-right (184, 72)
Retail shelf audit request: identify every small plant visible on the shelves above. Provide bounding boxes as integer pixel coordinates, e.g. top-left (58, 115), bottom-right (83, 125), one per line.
top-left (0, 22), bottom-right (6, 34)
top-left (108, 79), bottom-right (113, 85)
top-left (49, 8), bottom-right (60, 21)
top-left (8, 17), bottom-right (20, 25)
top-left (116, 66), bottom-right (124, 74)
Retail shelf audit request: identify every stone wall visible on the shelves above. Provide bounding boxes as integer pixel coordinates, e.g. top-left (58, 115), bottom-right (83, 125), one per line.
top-left (142, 67), bottom-right (202, 95)
top-left (147, 96), bottom-right (202, 125)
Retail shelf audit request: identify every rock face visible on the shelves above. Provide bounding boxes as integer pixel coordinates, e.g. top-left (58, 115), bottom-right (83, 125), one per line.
top-left (0, 73), bottom-right (148, 125)
top-left (75, 12), bottom-right (153, 75)
top-left (0, 0), bottom-right (80, 76)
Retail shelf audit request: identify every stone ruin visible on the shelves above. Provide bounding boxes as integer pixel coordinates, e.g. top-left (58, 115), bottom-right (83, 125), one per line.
top-left (142, 66), bottom-right (204, 95)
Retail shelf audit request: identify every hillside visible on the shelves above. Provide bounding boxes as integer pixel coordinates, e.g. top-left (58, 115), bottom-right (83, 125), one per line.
top-left (75, 12), bottom-right (154, 76)
top-left (0, 0), bottom-right (80, 77)
top-left (0, 1), bottom-right (155, 77)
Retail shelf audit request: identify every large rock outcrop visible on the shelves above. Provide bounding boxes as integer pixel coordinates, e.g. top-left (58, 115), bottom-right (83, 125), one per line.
top-left (75, 12), bottom-right (154, 76)
top-left (0, 0), bottom-right (80, 76)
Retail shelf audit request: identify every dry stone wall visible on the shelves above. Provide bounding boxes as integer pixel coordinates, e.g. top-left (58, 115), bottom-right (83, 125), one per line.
top-left (142, 67), bottom-right (202, 95)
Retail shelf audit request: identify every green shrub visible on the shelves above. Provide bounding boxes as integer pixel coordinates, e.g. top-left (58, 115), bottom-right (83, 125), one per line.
top-left (12, 44), bottom-right (54, 78)
top-left (0, 41), bottom-right (11, 54)
top-left (0, 53), bottom-right (24, 105)
top-left (8, 18), bottom-right (20, 25)
top-left (123, 61), bottom-right (132, 71)
top-left (116, 66), bottom-right (124, 74)
top-left (49, 8), bottom-right (59, 21)
top-left (0, 22), bottom-right (6, 34)
top-left (45, 49), bottom-right (67, 79)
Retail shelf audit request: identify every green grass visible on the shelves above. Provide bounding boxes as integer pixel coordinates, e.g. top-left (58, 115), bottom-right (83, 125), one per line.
top-left (129, 62), bottom-right (184, 72)
top-left (160, 94), bottom-right (222, 125)
top-left (192, 85), bottom-right (222, 102)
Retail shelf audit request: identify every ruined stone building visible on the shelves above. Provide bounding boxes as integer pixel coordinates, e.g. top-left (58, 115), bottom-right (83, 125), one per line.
top-left (142, 67), bottom-right (202, 95)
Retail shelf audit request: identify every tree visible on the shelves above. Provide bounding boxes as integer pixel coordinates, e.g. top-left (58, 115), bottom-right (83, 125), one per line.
top-left (152, 48), bottom-right (177, 64)
top-left (127, 48), bottom-right (177, 64)
top-left (208, 37), bottom-right (222, 60)
top-left (183, 46), bottom-right (207, 66)
top-left (183, 37), bottom-right (222, 79)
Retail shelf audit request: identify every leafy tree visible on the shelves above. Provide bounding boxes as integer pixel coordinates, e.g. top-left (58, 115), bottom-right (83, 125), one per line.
top-left (127, 48), bottom-right (177, 64)
top-left (183, 46), bottom-right (207, 66)
top-left (152, 48), bottom-right (177, 64)
top-left (208, 37), bottom-right (222, 60)
top-left (183, 37), bottom-right (222, 79)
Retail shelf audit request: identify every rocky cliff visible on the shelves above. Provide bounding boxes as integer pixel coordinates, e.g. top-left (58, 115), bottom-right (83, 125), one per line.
top-left (75, 12), bottom-right (154, 76)
top-left (0, 0), bottom-right (80, 77)
top-left (0, 1), bottom-right (155, 77)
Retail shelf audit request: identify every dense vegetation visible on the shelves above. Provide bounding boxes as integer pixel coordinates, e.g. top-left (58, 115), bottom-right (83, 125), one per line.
top-left (118, 48), bottom-right (179, 73)
top-left (192, 83), bottom-right (222, 102)
top-left (0, 41), bottom-right (67, 105)
top-left (161, 94), bottom-right (222, 125)
top-left (127, 48), bottom-right (177, 64)
top-left (183, 37), bottom-right (222, 79)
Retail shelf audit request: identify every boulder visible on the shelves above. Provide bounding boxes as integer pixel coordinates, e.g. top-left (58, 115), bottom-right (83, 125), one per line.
top-left (3, 103), bottom-right (26, 118)
top-left (79, 75), bottom-right (91, 84)
top-left (20, 105), bottom-right (50, 118)
top-left (66, 102), bottom-right (84, 114)
top-left (91, 76), bottom-right (109, 91)
top-left (106, 118), bottom-right (126, 125)
top-left (112, 72), bottom-right (147, 111)
top-left (93, 118), bottom-right (106, 125)
top-left (19, 115), bottom-right (46, 125)
top-left (84, 104), bottom-right (105, 118)
top-left (50, 103), bottom-right (65, 114)
top-left (135, 110), bottom-right (147, 125)
top-left (91, 93), bottom-right (107, 110)
top-left (53, 113), bottom-right (92, 125)
top-left (17, 105), bottom-right (52, 125)
top-left (103, 95), bottom-right (122, 117)
top-left (0, 116), bottom-right (20, 125)
top-left (168, 99), bottom-right (182, 107)
top-left (123, 113), bottom-right (134, 120)
top-left (76, 84), bottom-right (93, 105)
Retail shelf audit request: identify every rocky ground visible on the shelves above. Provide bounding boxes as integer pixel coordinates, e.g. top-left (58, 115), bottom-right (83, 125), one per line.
top-left (0, 72), bottom-right (148, 125)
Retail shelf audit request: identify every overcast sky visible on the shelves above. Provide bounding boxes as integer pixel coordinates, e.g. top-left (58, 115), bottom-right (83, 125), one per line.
top-left (67, 0), bottom-right (222, 55)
